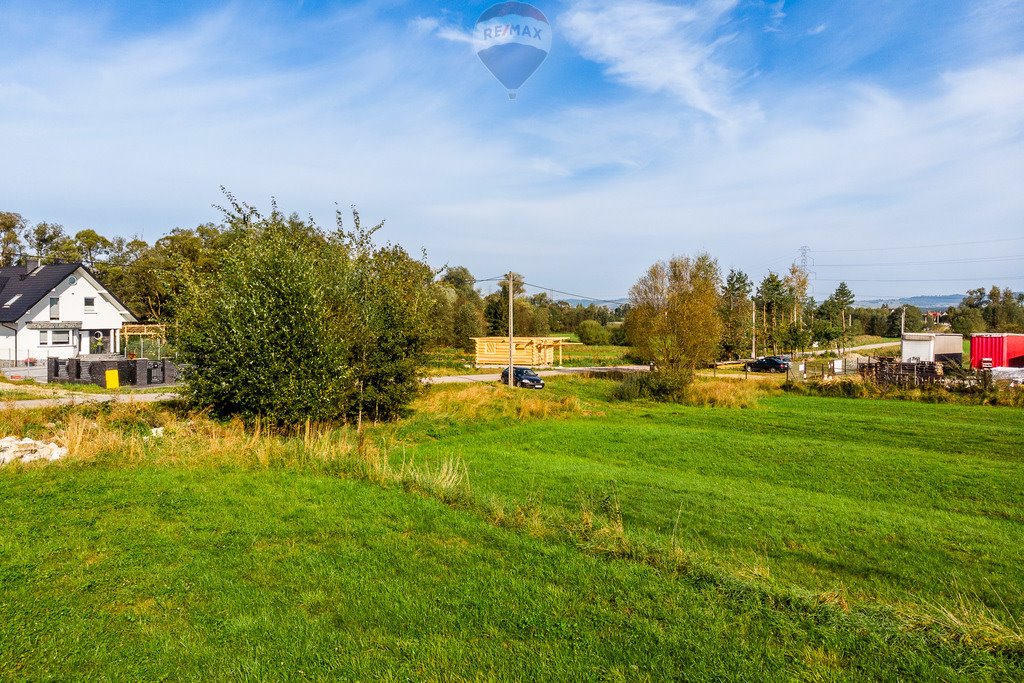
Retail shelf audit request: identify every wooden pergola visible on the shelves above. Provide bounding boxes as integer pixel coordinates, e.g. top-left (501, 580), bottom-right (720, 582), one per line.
top-left (121, 324), bottom-right (167, 359)
top-left (471, 336), bottom-right (581, 367)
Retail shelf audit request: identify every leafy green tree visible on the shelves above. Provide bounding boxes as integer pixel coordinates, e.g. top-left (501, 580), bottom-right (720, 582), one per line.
top-left (483, 272), bottom-right (525, 335)
top-left (852, 307), bottom-right (888, 336)
top-left (440, 266), bottom-right (479, 300)
top-left (720, 269), bottom-right (752, 359)
top-left (816, 282), bottom-right (855, 353)
top-left (577, 319), bottom-right (610, 345)
top-left (784, 263), bottom-right (810, 329)
top-left (754, 272), bottom-right (787, 355)
top-left (948, 306), bottom-right (986, 336)
top-left (177, 200), bottom-right (433, 426)
top-left (74, 229), bottom-right (113, 268)
top-left (26, 222), bottom-right (67, 262)
top-left (0, 212), bottom-right (25, 266)
top-left (944, 287), bottom-right (1023, 335)
top-left (626, 253), bottom-right (722, 394)
top-left (452, 300), bottom-right (485, 350)
top-left (883, 305), bottom-right (923, 338)
top-left (781, 321), bottom-right (812, 354)
top-left (983, 287), bottom-right (1024, 331)
top-left (426, 265), bottom-right (488, 349)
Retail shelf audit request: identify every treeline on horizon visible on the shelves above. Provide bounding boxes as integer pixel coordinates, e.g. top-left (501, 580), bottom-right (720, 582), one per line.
top-left (1, 210), bottom-right (1021, 359)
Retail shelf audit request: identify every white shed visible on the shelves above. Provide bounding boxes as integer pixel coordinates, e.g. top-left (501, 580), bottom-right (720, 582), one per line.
top-left (901, 333), bottom-right (963, 364)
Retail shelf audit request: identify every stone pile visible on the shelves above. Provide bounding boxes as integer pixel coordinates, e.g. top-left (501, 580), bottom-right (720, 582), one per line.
top-left (0, 436), bottom-right (67, 465)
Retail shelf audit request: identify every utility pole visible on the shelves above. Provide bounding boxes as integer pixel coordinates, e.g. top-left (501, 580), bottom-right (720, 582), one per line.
top-left (751, 300), bottom-right (756, 359)
top-left (900, 306), bottom-right (906, 336)
top-left (507, 271), bottom-right (514, 387)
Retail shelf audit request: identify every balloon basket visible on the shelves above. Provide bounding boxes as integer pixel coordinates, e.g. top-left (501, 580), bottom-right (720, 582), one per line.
top-left (508, 91), bottom-right (517, 101)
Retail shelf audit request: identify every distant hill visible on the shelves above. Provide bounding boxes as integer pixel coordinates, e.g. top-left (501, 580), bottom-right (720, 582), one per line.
top-left (855, 294), bottom-right (964, 310)
top-left (554, 297), bottom-right (628, 309)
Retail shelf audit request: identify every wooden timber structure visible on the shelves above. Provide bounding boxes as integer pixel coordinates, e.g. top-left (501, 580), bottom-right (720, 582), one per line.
top-left (121, 324), bottom-right (167, 339)
top-left (857, 357), bottom-right (943, 388)
top-left (121, 324), bottom-right (168, 359)
top-left (472, 337), bottom-right (580, 367)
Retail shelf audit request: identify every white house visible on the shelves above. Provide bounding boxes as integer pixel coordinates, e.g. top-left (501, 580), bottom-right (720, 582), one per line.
top-left (0, 261), bottom-right (137, 365)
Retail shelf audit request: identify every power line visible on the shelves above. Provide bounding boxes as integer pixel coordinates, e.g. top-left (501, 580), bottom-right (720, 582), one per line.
top-left (814, 255), bottom-right (1024, 267)
top-left (749, 251), bottom-right (798, 271)
top-left (520, 281), bottom-right (626, 307)
top-left (814, 275), bottom-right (1024, 283)
top-left (812, 236), bottom-right (1024, 254)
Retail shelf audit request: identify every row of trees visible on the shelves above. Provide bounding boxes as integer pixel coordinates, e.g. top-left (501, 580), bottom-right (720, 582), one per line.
top-left (624, 254), bottom-right (862, 399)
top-left (718, 265), bottom-right (857, 359)
top-left (433, 270), bottom-right (624, 350)
top-left (946, 287), bottom-right (1024, 334)
top-left (3, 211), bottom-right (623, 350)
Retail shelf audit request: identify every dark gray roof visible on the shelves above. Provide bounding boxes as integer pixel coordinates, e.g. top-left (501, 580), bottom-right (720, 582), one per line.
top-left (0, 263), bottom-right (82, 323)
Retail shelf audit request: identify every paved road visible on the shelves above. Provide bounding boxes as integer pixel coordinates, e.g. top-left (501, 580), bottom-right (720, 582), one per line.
top-left (425, 365), bottom-right (650, 384)
top-left (809, 341), bottom-right (898, 356)
top-left (1, 366), bottom-right (652, 409)
top-left (0, 350), bottom-right (889, 410)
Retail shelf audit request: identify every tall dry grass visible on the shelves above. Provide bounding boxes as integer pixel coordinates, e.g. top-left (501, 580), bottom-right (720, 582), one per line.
top-left (4, 401), bottom-right (472, 502)
top-left (900, 592), bottom-right (1024, 656)
top-left (683, 378), bottom-right (770, 408)
top-left (413, 384), bottom-right (586, 421)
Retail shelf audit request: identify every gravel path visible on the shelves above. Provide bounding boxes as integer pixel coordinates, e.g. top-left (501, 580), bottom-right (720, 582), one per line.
top-left (3, 392), bottom-right (180, 410)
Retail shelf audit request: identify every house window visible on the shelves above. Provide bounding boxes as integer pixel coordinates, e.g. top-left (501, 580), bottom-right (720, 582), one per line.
top-left (51, 330), bottom-right (70, 345)
top-left (84, 297), bottom-right (95, 313)
top-left (49, 297), bottom-right (59, 320)
top-left (39, 331), bottom-right (48, 346)
top-left (2, 294), bottom-right (21, 308)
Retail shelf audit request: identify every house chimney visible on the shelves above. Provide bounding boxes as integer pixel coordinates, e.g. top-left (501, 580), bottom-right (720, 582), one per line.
top-left (25, 257), bottom-right (40, 272)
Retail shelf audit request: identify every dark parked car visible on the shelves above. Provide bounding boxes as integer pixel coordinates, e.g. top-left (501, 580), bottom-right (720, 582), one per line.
top-left (500, 366), bottom-right (545, 389)
top-left (745, 356), bottom-right (790, 373)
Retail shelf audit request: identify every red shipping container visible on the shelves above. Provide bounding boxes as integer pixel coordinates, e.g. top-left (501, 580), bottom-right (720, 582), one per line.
top-left (970, 333), bottom-right (1024, 369)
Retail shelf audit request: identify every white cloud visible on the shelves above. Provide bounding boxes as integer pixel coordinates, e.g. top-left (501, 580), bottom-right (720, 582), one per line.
top-left (807, 22), bottom-right (827, 36)
top-left (764, 1), bottom-right (786, 32)
top-left (409, 16), bottom-right (440, 34)
top-left (559, 0), bottom-right (758, 131)
top-left (0, 4), bottom-right (1021, 299)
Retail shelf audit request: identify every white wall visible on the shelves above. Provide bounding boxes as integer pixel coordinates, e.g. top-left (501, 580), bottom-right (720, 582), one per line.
top-left (0, 268), bottom-right (132, 363)
top-left (901, 338), bottom-right (934, 362)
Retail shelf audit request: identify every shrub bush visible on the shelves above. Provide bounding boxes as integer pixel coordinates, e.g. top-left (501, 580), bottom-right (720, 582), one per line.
top-left (177, 200), bottom-right (434, 427)
top-left (611, 371), bottom-right (689, 402)
top-left (576, 319), bottom-right (611, 346)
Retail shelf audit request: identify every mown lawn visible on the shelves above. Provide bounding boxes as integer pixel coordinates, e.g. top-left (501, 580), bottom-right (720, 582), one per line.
top-left (1, 378), bottom-right (1022, 680)
top-left (0, 467), bottom-right (1017, 681)
top-left (556, 343), bottom-right (633, 367)
top-left (399, 379), bottom-right (1024, 619)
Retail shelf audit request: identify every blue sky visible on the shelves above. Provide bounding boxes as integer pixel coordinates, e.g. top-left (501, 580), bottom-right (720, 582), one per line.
top-left (1, 0), bottom-right (1022, 300)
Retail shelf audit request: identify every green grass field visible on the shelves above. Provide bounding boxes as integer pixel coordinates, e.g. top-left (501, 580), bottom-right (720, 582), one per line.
top-left (1, 378), bottom-right (1022, 680)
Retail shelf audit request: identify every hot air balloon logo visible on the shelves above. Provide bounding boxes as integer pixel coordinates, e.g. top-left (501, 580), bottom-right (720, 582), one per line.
top-left (474, 2), bottom-right (551, 100)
